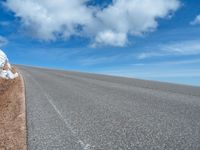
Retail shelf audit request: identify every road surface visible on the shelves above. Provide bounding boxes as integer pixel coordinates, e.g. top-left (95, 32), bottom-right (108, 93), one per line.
top-left (18, 66), bottom-right (200, 150)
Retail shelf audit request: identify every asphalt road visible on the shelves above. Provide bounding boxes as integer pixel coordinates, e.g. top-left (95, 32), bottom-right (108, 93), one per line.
top-left (18, 65), bottom-right (200, 150)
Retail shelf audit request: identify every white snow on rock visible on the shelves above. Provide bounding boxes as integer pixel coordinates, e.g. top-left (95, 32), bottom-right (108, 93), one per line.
top-left (0, 49), bottom-right (18, 79)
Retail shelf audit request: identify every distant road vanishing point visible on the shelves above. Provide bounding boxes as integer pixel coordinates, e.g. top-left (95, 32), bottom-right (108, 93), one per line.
top-left (18, 65), bottom-right (200, 150)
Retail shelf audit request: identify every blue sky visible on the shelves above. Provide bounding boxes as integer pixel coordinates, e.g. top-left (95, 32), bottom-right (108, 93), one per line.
top-left (0, 0), bottom-right (200, 86)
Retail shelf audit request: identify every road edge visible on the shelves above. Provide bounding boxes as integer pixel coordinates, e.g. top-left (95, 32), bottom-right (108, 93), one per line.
top-left (19, 73), bottom-right (27, 150)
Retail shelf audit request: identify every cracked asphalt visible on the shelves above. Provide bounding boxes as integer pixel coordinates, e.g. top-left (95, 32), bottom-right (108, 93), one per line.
top-left (18, 65), bottom-right (200, 150)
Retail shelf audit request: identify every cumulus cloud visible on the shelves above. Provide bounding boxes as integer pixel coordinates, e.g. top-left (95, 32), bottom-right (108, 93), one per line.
top-left (5, 0), bottom-right (180, 46)
top-left (92, 0), bottom-right (180, 46)
top-left (0, 36), bottom-right (8, 47)
top-left (191, 15), bottom-right (200, 25)
top-left (92, 31), bottom-right (127, 47)
top-left (5, 0), bottom-right (93, 41)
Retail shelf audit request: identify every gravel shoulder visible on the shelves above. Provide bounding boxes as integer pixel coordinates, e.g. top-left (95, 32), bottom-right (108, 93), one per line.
top-left (0, 74), bottom-right (26, 150)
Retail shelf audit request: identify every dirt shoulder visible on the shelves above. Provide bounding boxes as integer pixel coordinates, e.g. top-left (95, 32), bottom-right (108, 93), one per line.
top-left (0, 74), bottom-right (27, 149)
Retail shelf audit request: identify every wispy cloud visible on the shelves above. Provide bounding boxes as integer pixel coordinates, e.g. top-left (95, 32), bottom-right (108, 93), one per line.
top-left (99, 68), bottom-right (200, 78)
top-left (191, 14), bottom-right (200, 25)
top-left (137, 40), bottom-right (200, 59)
top-left (132, 59), bottom-right (200, 66)
top-left (79, 55), bottom-right (122, 66)
top-left (137, 51), bottom-right (168, 59)
top-left (0, 36), bottom-right (8, 47)
top-left (133, 70), bottom-right (200, 78)
top-left (0, 21), bottom-right (10, 27)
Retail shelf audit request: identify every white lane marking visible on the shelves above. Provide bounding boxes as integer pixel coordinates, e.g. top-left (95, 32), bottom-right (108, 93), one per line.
top-left (24, 71), bottom-right (94, 150)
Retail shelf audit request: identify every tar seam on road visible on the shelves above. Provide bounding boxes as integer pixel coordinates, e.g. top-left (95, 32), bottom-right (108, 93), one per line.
top-left (24, 71), bottom-right (94, 150)
top-left (19, 74), bottom-right (28, 150)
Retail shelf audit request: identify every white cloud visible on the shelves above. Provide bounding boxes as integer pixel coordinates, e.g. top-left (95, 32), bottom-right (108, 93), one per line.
top-left (5, 0), bottom-right (180, 46)
top-left (5, 0), bottom-right (93, 41)
top-left (92, 31), bottom-right (127, 47)
top-left (137, 40), bottom-right (200, 59)
top-left (92, 0), bottom-right (180, 46)
top-left (0, 36), bottom-right (8, 47)
top-left (191, 15), bottom-right (200, 25)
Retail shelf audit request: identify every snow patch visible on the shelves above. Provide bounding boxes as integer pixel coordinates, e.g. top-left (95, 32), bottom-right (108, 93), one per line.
top-left (0, 49), bottom-right (18, 79)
